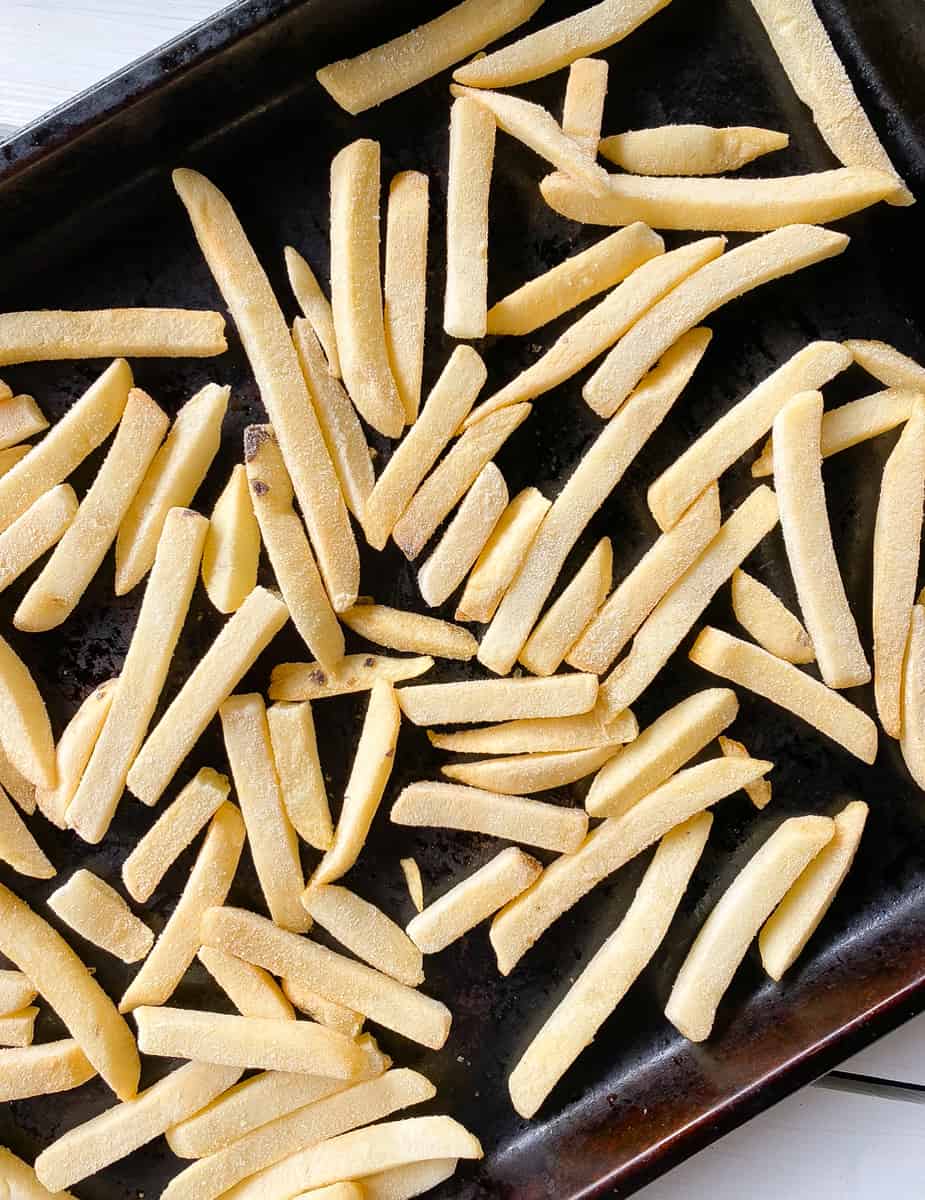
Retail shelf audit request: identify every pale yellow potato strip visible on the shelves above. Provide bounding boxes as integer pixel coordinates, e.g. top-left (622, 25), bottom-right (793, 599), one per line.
top-left (174, 168), bottom-right (358, 611)
top-left (0, 1147), bottom-right (77, 1199)
top-left (391, 781), bottom-right (589, 854)
top-left (285, 248), bottom-right (341, 378)
top-left (47, 870), bottom-right (152, 962)
top-left (316, 0), bottom-right (544, 113)
top-left (0, 784), bottom-right (54, 878)
top-left (0, 967), bottom-right (36, 1014)
top-left (443, 97), bottom-right (495, 340)
top-left (281, 979), bottom-right (364, 1038)
top-left (302, 885), bottom-right (424, 988)
top-left (0, 1038), bottom-right (95, 1103)
top-left (339, 1159), bottom-right (457, 1200)
top-left (400, 858), bottom-right (424, 914)
top-left (718, 736), bottom-right (772, 810)
top-left (689, 627), bottom-right (878, 763)
top-left (384, 171), bottom-right (429, 424)
top-left (901, 606), bottom-right (925, 787)
top-left (202, 464), bottom-right (260, 613)
top-left (730, 569), bottom-right (814, 664)
top-left (127, 586), bottom-right (289, 806)
top-left (399, 674), bottom-right (597, 726)
top-left (34, 679), bottom-right (117, 829)
top-left (119, 803), bottom-right (246, 1012)
top-left (430, 705), bottom-right (637, 755)
top-left (749, 0), bottom-right (912, 203)
top-left (0, 1007), bottom-right (37, 1046)
top-left (268, 701), bottom-right (334, 851)
top-left (0, 393), bottom-right (47, 449)
top-left (0, 378), bottom-right (9, 400)
top-left (600, 124), bottom-right (788, 175)
top-left (418, 462), bottom-right (508, 606)
top-left (35, 1062), bottom-right (242, 1192)
top-left (773, 390), bottom-right (869, 688)
top-left (666, 815), bottom-right (834, 1041)
top-left (245, 425), bottom-right (343, 670)
top-left (364, 346), bottom-right (487, 551)
top-left (509, 812), bottom-right (711, 1117)
top-left (202, 906), bottom-right (452, 1050)
top-left (0, 633), bottom-right (56, 788)
top-left (0, 743), bottom-right (35, 814)
top-left (269, 654), bottom-right (433, 702)
top-left (562, 57), bottom-right (609, 156)
top-left (0, 309), bottom-right (226, 366)
top-left (197, 947), bottom-right (295, 1020)
top-left (68, 509), bottom-right (207, 840)
top-left (584, 225), bottom-right (849, 417)
top-left (479, 328), bottom-right (713, 674)
top-left (760, 800), bottom-right (868, 980)
top-left (0, 485), bottom-right (76, 595)
top-left (845, 339), bottom-right (925, 392)
top-left (292, 1187), bottom-right (361, 1200)
top-left (455, 489), bottom-right (549, 623)
top-left (408, 847), bottom-right (541, 954)
top-left (442, 744), bottom-right (620, 795)
top-left (520, 536), bottom-right (611, 675)
top-left (311, 680), bottom-right (401, 887)
top-left (490, 755), bottom-right (770, 975)
top-left (568, 484), bottom-right (720, 673)
top-left (342, 605), bottom-right (476, 662)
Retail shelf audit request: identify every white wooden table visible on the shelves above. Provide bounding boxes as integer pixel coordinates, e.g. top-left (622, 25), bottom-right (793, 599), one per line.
top-left (2, 4), bottom-right (924, 1196)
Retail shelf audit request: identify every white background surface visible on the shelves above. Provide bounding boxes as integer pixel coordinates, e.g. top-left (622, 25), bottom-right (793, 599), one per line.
top-left (1, 2), bottom-right (924, 1196)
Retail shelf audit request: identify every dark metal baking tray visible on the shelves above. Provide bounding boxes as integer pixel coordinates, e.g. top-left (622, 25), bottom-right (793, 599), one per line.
top-left (1, 0), bottom-right (924, 1196)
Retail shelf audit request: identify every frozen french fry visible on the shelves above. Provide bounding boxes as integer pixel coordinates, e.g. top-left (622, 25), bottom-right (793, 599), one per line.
top-left (267, 702), bottom-right (334, 851)
top-left (442, 744), bottom-right (619, 795)
top-left (0, 1038), bottom-right (95, 1103)
top-left (845, 339), bottom-right (925, 392)
top-left (0, 309), bottom-right (226, 366)
top-left (562, 58), bottom-right (609, 156)
top-left (0, 1006), bottom-right (37, 1047)
top-left (342, 605), bottom-right (477, 662)
top-left (600, 124), bottom-right (788, 175)
top-left (0, 742), bottom-right (35, 814)
top-left (0, 784), bottom-right (55, 878)
top-left (384, 171), bottom-right (429, 424)
top-left (269, 654), bottom-right (433, 702)
top-left (0, 1147), bottom-right (78, 1199)
top-left (520, 536), bottom-right (611, 675)
top-left (400, 858), bottom-right (424, 913)
top-left (0, 392), bottom-right (47, 449)
top-left (901, 606), bottom-right (925, 787)
top-left (719, 735), bottom-right (772, 810)
top-left (202, 464), bottom-right (260, 614)
top-left (197, 947), bottom-right (295, 1021)
top-left (444, 98), bottom-right (495, 340)
top-left (346, 1158), bottom-right (458, 1200)
top-left (47, 870), bottom-right (153, 962)
top-left (285, 247), bottom-right (340, 377)
top-left (456, 487), bottom-right (550, 623)
top-left (429, 705), bottom-right (637, 755)
top-left (281, 978), bottom-right (364, 1039)
top-left (33, 679), bottom-right (117, 828)
top-left (399, 673), bottom-right (597, 725)
top-left (417, 462), bottom-right (508, 606)
top-left (302, 885), bottom-right (424, 987)
top-left (0, 967), bottom-right (36, 1014)
top-left (0, 445), bottom-right (29, 476)
top-left (0, 632), bottom-right (56, 788)
top-left (730, 569), bottom-right (814, 665)
top-left (0, 484), bottom-right (76, 595)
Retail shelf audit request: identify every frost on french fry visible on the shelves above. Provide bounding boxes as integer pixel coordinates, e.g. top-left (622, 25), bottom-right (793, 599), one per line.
top-left (401, 857), bottom-right (425, 914)
top-left (442, 745), bottom-right (619, 795)
top-left (0, 485), bottom-right (76, 595)
top-left (384, 171), bottom-right (429, 424)
top-left (0, 967), bottom-right (36, 1015)
top-left (47, 870), bottom-right (153, 962)
top-left (197, 947), bottom-right (295, 1021)
top-left (429, 706), bottom-right (637, 755)
top-left (342, 604), bottom-right (477, 662)
top-left (302, 884), bottom-right (424, 987)
top-left (202, 464), bottom-right (260, 614)
top-left (417, 462), bottom-right (508, 606)
top-left (730, 569), bottom-right (814, 665)
top-left (444, 97), bottom-right (495, 340)
top-left (719, 735), bottom-right (772, 810)
top-left (0, 783), bottom-right (55, 878)
top-left (267, 701), bottom-right (334, 851)
top-left (0, 1006), bottom-right (37, 1047)
top-left (269, 654), bottom-right (434, 702)
top-left (519, 536), bottom-right (612, 676)
top-left (33, 679), bottom-right (117, 829)
top-left (281, 978), bottom-right (364, 1039)
top-left (0, 633), bottom-right (56, 789)
top-left (845, 339), bottom-right (925, 392)
top-left (561, 57), bottom-right (609, 157)
top-left (0, 1147), bottom-right (77, 1200)
top-left (285, 247), bottom-right (340, 378)
top-left (399, 674), bottom-right (598, 726)
top-left (0, 1038), bottom-right (95, 1104)
top-left (0, 393), bottom-right (47, 448)
top-left (0, 309), bottom-right (227, 366)
top-left (0, 743), bottom-right (35, 815)
top-left (600, 124), bottom-right (788, 175)
top-left (456, 487), bottom-right (550, 623)
top-left (901, 607), bottom-right (925, 788)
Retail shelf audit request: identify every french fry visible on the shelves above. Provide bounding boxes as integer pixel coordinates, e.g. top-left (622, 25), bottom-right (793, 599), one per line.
top-left (417, 463), bottom-right (508, 606)
top-left (0, 967), bottom-right (36, 1014)
top-left (666, 815), bottom-right (834, 1041)
top-left (0, 309), bottom-right (226, 366)
top-left (0, 393), bottom-right (48, 449)
top-left (490, 755), bottom-right (770, 974)
top-left (407, 847), bottom-right (541, 954)
top-left (0, 743), bottom-right (35, 814)
top-left (311, 680), bottom-right (401, 887)
top-left (33, 680), bottom-right (117, 829)
top-left (34, 1062), bottom-right (243, 1192)
top-left (562, 57), bottom-right (609, 157)
top-left (197, 947), bottom-right (295, 1020)
top-left (479, 329), bottom-right (713, 675)
top-left (773, 390), bottom-right (869, 688)
top-left (202, 907), bottom-right (452, 1049)
top-left (749, 0), bottom-right (912, 204)
top-left (67, 509), bottom-right (207, 840)
top-left (845, 339), bottom-right (925, 392)
top-left (364, 346), bottom-right (487, 551)
top-left (520, 536), bottom-right (612, 675)
top-left (119, 803), bottom-right (246, 1012)
top-left (456, 489), bottom-right (551, 623)
top-left (318, 1159), bottom-right (458, 1200)
top-left (598, 486), bottom-right (779, 718)
top-left (269, 654), bottom-right (433, 702)
top-left (281, 978), bottom-right (364, 1038)
top-left (508, 812), bottom-right (711, 1117)
top-left (467, 240), bottom-right (717, 426)
top-left (399, 674), bottom-right (597, 726)
top-left (400, 858), bottom-right (425, 913)
top-left (391, 781), bottom-right (589, 853)
top-left (730, 569), bottom-right (814, 665)
top-left (267, 702), bottom-right (334, 851)
top-left (47, 871), bottom-right (153, 962)
top-left (429, 705), bottom-right (637, 755)
top-left (454, 0), bottom-right (672, 87)
top-left (873, 400), bottom-right (925, 736)
top-left (384, 172), bottom-right (429, 424)
top-left (442, 744), bottom-right (620, 795)
top-left (583, 226), bottom-right (849, 417)
top-left (285, 247), bottom-right (341, 378)
top-left (0, 784), bottom-right (54, 878)
top-left (760, 800), bottom-right (868, 980)
top-left (0, 1038), bottom-right (95, 1103)
top-left (444, 98), bottom-right (496, 340)
top-left (0, 633), bottom-right (56, 788)
top-left (0, 881), bottom-right (140, 1098)
top-left (202, 465), bottom-right (260, 613)
top-left (174, 169), bottom-right (359, 611)
top-left (568, 484), bottom-right (720, 673)
top-left (901, 606), bottom-right (925, 786)
top-left (718, 735), bottom-right (772, 810)
top-left (316, 0), bottom-right (543, 113)
top-left (127, 586), bottom-right (289, 806)
top-left (292, 1187), bottom-right (361, 1200)
top-left (689, 627), bottom-right (878, 763)
top-left (600, 124), bottom-right (788, 175)
top-left (0, 443), bottom-right (31, 477)
top-left (302, 885), bottom-right (424, 988)
top-left (342, 604), bottom-right (476, 662)
top-left (293, 317), bottom-right (374, 523)
top-left (18, 387), bottom-right (169, 627)
top-left (0, 378), bottom-right (9, 401)
top-left (0, 1147), bottom-right (77, 1199)
top-left (0, 1006), bottom-right (37, 1046)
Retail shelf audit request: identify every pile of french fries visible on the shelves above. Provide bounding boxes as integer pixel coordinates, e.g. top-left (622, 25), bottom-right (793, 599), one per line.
top-left (0, 0), bottom-right (920, 1192)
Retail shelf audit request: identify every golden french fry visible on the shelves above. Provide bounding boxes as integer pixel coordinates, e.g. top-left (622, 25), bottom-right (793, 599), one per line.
top-left (760, 800), bottom-right (868, 980)
top-left (302, 885), bottom-right (424, 988)
top-left (749, 0), bottom-right (912, 203)
top-left (0, 633), bottom-right (56, 788)
top-left (0, 784), bottom-right (54, 878)
top-left (0, 1146), bottom-right (78, 1199)
top-left (583, 226), bottom-right (849, 417)
top-left (174, 168), bottom-right (358, 611)
top-left (600, 124), bottom-right (788, 175)
top-left (509, 812), bottom-right (711, 1117)
top-left (845, 339), bottom-right (925, 391)
top-left (268, 702), bottom-right (334, 851)
top-left (35, 1062), bottom-right (242, 1192)
top-left (197, 947), bottom-right (295, 1020)
top-left (400, 858), bottom-right (424, 913)
top-left (901, 606), bottom-right (925, 785)
top-left (33, 680), bottom-right (117, 829)
top-left (491, 755), bottom-right (770, 975)
top-left (281, 978), bottom-right (364, 1038)
top-left (442, 744), bottom-right (620, 795)
top-left (718, 735), bottom-right (772, 810)
top-left (0, 444), bottom-right (31, 477)
top-left (311, 680), bottom-right (401, 887)
top-left (119, 803), bottom-right (245, 1012)
top-left (0, 967), bottom-right (36, 1014)
top-left (0, 378), bottom-right (9, 401)
top-left (456, 488), bottom-right (549, 623)
top-left (47, 870), bottom-right (152, 962)
top-left (444, 97), bottom-right (496, 340)
top-left (598, 486), bottom-right (779, 718)
top-left (384, 171), bottom-right (429, 424)
top-left (689, 627), bottom-right (878, 763)
top-left (269, 654), bottom-right (433, 702)
top-left (730, 569), bottom-right (814, 665)
top-left (285, 248), bottom-right (340, 378)
top-left (202, 907), bottom-right (451, 1049)
top-left (429, 705), bottom-right (637, 755)
top-left (0, 743), bottom-right (35, 814)
top-left (399, 673), bottom-right (597, 726)
top-left (0, 393), bottom-right (47, 449)
top-left (202, 464), bottom-right (260, 614)
top-left (17, 389), bottom-right (168, 628)
top-left (666, 815), bottom-right (834, 1041)
top-left (391, 781), bottom-right (589, 853)
top-left (418, 463), bottom-right (508, 606)
top-left (0, 309), bottom-right (226, 366)
top-left (68, 509), bottom-right (207, 840)
top-left (773, 390), bottom-right (869, 688)
top-left (342, 605), bottom-right (477, 662)
top-left (408, 847), bottom-right (541, 954)
top-left (568, 484), bottom-right (719, 673)
top-left (520, 536), bottom-right (611, 675)
top-left (478, 328), bottom-right (712, 675)
top-left (0, 485), bottom-right (77, 597)
top-left (562, 57), bottom-right (608, 157)
top-left (316, 0), bottom-right (543, 113)
top-left (364, 346), bottom-right (487, 551)
top-left (0, 1038), bottom-right (95, 1103)
top-left (0, 1005), bottom-right (37, 1046)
